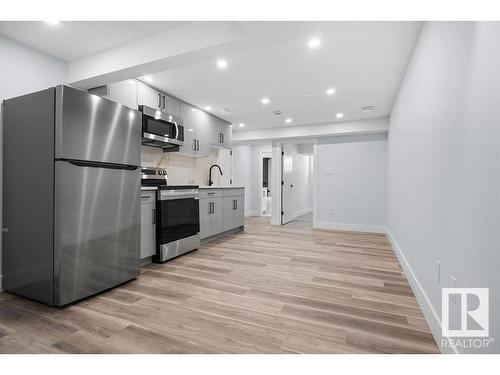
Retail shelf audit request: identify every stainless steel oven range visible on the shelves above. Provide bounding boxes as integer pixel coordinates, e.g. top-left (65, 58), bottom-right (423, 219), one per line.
top-left (141, 167), bottom-right (200, 262)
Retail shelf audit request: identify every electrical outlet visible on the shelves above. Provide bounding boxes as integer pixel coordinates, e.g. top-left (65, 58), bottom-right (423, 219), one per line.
top-left (436, 259), bottom-right (441, 283)
top-left (450, 275), bottom-right (457, 304)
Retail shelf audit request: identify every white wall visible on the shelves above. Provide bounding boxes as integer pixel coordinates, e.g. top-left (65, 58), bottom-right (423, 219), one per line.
top-left (387, 22), bottom-right (500, 353)
top-left (315, 133), bottom-right (387, 232)
top-left (0, 35), bottom-right (67, 290)
top-left (232, 142), bottom-right (272, 216)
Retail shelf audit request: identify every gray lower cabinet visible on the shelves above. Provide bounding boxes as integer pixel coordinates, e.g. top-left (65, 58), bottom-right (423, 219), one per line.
top-left (140, 191), bottom-right (156, 259)
top-left (200, 195), bottom-right (223, 239)
top-left (200, 188), bottom-right (244, 240)
top-left (223, 192), bottom-right (244, 231)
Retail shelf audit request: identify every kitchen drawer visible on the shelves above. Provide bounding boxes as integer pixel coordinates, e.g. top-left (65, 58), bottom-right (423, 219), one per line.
top-left (223, 188), bottom-right (244, 197)
top-left (199, 189), bottom-right (223, 199)
top-left (140, 191), bottom-right (156, 204)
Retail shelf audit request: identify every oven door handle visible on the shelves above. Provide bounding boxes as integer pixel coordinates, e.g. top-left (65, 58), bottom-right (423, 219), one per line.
top-left (163, 195), bottom-right (199, 201)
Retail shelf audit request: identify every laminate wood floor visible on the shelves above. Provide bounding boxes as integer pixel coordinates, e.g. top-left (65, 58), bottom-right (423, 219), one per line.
top-left (0, 217), bottom-right (439, 353)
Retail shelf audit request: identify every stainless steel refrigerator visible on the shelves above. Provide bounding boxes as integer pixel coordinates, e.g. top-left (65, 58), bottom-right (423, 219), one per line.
top-left (2, 85), bottom-right (141, 306)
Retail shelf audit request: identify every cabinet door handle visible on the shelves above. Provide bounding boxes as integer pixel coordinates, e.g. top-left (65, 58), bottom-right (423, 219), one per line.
top-left (193, 138), bottom-right (196, 151)
top-left (152, 208), bottom-right (156, 225)
top-left (158, 93), bottom-right (162, 109)
top-left (222, 133), bottom-right (224, 144)
top-left (212, 201), bottom-right (215, 213)
top-left (162, 95), bottom-right (166, 110)
top-left (235, 200), bottom-right (237, 209)
top-left (196, 139), bottom-right (200, 151)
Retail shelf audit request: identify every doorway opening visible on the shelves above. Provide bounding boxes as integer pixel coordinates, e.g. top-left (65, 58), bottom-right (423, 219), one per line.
top-left (261, 156), bottom-right (272, 216)
top-left (281, 143), bottom-right (314, 226)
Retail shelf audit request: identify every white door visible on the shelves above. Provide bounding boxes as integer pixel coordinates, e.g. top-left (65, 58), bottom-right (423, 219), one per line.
top-left (281, 144), bottom-right (295, 224)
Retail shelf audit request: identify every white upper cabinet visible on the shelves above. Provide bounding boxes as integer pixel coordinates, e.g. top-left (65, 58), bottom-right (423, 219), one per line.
top-left (179, 102), bottom-right (198, 156)
top-left (91, 80), bottom-right (232, 155)
top-left (207, 115), bottom-right (232, 150)
top-left (165, 95), bottom-right (180, 117)
top-left (137, 83), bottom-right (163, 110)
top-left (137, 83), bottom-right (180, 117)
top-left (108, 80), bottom-right (138, 110)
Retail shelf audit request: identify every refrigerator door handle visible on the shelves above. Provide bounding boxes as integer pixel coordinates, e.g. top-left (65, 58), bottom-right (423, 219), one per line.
top-left (61, 159), bottom-right (139, 171)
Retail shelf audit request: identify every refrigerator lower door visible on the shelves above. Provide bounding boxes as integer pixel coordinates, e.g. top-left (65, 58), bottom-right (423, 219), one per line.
top-left (53, 160), bottom-right (141, 306)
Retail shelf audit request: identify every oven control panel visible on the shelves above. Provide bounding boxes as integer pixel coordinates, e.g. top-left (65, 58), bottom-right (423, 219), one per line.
top-left (141, 167), bottom-right (168, 180)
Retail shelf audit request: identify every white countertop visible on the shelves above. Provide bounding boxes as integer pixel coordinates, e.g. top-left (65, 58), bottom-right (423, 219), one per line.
top-left (199, 185), bottom-right (245, 189)
top-left (140, 186), bottom-right (158, 191)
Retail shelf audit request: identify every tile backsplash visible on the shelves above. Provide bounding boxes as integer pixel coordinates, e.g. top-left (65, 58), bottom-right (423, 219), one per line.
top-left (141, 146), bottom-right (232, 186)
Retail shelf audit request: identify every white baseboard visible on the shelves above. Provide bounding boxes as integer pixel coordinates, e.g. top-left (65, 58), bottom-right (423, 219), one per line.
top-left (385, 228), bottom-right (455, 354)
top-left (314, 221), bottom-right (386, 233)
top-left (288, 208), bottom-right (312, 221)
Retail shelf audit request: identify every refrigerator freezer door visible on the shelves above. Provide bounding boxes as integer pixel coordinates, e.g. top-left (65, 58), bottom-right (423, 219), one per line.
top-left (53, 160), bottom-right (141, 306)
top-left (55, 85), bottom-right (141, 166)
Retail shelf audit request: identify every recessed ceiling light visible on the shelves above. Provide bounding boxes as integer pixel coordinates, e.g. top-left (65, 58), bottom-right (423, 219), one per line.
top-left (361, 105), bottom-right (375, 112)
top-left (127, 79), bottom-right (135, 84)
top-left (261, 97), bottom-right (270, 105)
top-left (143, 76), bottom-right (154, 83)
top-left (285, 118), bottom-right (292, 124)
top-left (326, 88), bottom-right (336, 96)
top-left (238, 123), bottom-right (245, 128)
top-left (204, 106), bottom-right (211, 111)
top-left (336, 112), bottom-right (344, 119)
top-left (188, 128), bottom-right (194, 132)
top-left (229, 125), bottom-right (233, 128)
top-left (45, 20), bottom-right (60, 26)
top-left (308, 38), bottom-right (321, 49)
top-left (191, 108), bottom-right (198, 112)
top-left (216, 59), bottom-right (228, 69)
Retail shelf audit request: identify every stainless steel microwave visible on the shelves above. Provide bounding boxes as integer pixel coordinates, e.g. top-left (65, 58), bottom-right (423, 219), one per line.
top-left (139, 105), bottom-right (184, 151)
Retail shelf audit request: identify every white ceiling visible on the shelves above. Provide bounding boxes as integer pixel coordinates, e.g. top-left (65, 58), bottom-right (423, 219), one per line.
top-left (0, 21), bottom-right (421, 132)
top-left (146, 22), bottom-right (421, 131)
top-left (0, 21), bottom-right (189, 60)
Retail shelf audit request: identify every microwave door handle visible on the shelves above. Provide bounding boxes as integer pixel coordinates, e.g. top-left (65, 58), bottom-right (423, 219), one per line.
top-left (173, 121), bottom-right (179, 140)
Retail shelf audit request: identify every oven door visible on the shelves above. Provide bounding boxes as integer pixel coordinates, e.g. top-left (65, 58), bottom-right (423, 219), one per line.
top-left (158, 189), bottom-right (200, 244)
